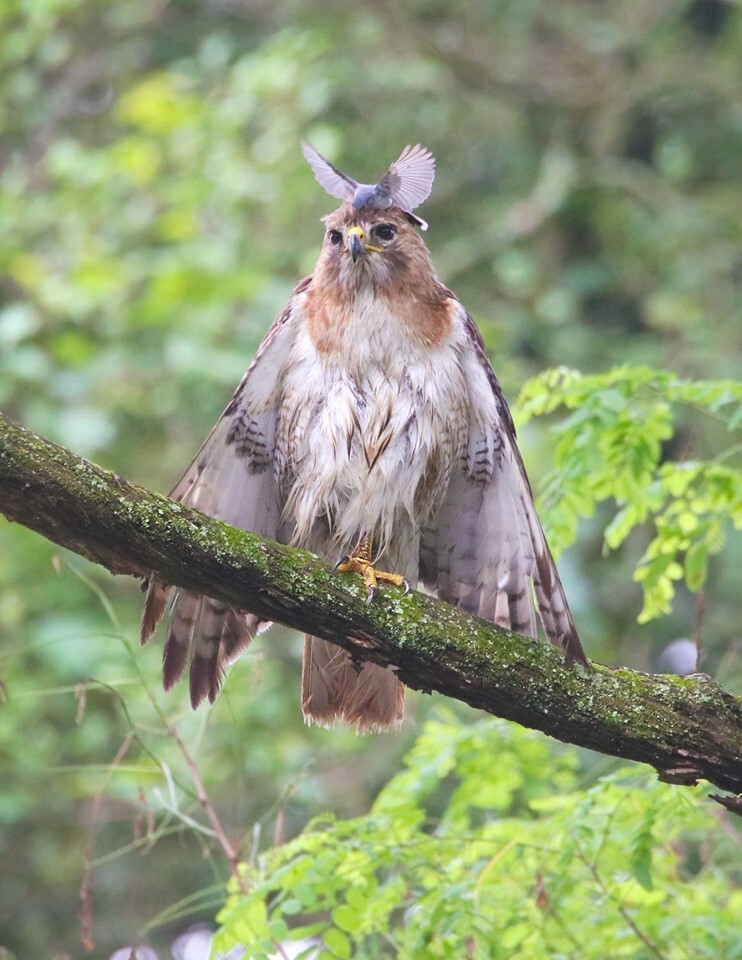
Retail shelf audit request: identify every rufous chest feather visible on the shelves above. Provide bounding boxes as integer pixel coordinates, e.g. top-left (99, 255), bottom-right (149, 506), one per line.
top-left (303, 284), bottom-right (455, 355)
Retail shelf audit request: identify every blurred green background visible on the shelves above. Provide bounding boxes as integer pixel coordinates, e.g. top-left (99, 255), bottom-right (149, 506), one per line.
top-left (1, 1), bottom-right (741, 956)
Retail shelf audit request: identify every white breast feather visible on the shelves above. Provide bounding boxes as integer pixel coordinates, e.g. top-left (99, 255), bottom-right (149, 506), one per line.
top-left (278, 292), bottom-right (470, 558)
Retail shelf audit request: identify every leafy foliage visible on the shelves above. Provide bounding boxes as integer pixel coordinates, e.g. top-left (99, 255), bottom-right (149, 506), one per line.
top-left (214, 713), bottom-right (740, 959)
top-left (516, 366), bottom-right (742, 621)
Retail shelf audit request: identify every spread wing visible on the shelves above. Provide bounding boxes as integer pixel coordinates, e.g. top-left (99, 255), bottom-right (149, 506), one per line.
top-left (141, 278), bottom-right (310, 706)
top-left (420, 304), bottom-right (588, 667)
top-left (377, 144), bottom-right (436, 212)
top-left (301, 142), bottom-right (357, 201)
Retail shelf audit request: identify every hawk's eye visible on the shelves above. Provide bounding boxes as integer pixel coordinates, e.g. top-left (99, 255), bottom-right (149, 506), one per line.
top-left (328, 229), bottom-right (343, 246)
top-left (373, 224), bottom-right (396, 242)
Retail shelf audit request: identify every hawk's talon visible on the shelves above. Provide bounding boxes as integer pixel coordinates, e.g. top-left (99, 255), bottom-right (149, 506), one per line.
top-left (333, 549), bottom-right (407, 602)
top-left (402, 578), bottom-right (411, 596)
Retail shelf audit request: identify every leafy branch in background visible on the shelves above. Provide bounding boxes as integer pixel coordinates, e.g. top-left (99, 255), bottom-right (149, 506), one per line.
top-left (214, 714), bottom-right (739, 960)
top-left (516, 366), bottom-right (742, 623)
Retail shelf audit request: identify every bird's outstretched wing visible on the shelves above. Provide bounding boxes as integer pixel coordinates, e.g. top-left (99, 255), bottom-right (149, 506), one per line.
top-left (377, 144), bottom-right (436, 213)
top-left (141, 278), bottom-right (311, 706)
top-left (301, 142), bottom-right (357, 201)
top-left (420, 301), bottom-right (588, 667)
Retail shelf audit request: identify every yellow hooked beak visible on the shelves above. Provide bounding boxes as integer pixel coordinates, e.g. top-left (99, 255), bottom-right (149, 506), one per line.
top-left (346, 225), bottom-right (383, 262)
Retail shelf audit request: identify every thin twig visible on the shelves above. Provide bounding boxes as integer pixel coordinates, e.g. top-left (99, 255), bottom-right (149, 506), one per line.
top-left (167, 724), bottom-right (248, 895)
top-left (574, 843), bottom-right (670, 960)
top-left (271, 939), bottom-right (293, 960)
top-left (79, 733), bottom-right (134, 951)
top-left (694, 588), bottom-right (706, 671)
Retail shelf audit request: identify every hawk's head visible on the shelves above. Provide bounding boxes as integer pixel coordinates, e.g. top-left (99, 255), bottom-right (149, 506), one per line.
top-left (316, 203), bottom-right (436, 293)
top-left (302, 143), bottom-right (438, 293)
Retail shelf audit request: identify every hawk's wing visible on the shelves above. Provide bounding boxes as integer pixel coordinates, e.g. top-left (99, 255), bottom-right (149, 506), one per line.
top-left (420, 303), bottom-right (588, 666)
top-left (377, 144), bottom-right (436, 212)
top-left (301, 142), bottom-right (357, 201)
top-left (141, 277), bottom-right (311, 705)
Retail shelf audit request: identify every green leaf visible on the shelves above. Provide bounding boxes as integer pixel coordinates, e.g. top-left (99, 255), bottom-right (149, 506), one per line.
top-left (332, 904), bottom-right (361, 933)
top-left (630, 830), bottom-right (654, 891)
top-left (684, 540), bottom-right (709, 591)
top-left (280, 898), bottom-right (304, 915)
top-left (323, 927), bottom-right (351, 958)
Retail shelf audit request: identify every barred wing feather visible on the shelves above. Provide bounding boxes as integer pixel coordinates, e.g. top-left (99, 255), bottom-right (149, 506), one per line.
top-left (141, 282), bottom-right (308, 706)
top-left (420, 306), bottom-right (587, 667)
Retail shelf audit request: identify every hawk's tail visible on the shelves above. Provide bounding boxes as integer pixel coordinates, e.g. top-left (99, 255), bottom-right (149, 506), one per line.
top-left (141, 581), bottom-right (259, 707)
top-left (301, 635), bottom-right (404, 734)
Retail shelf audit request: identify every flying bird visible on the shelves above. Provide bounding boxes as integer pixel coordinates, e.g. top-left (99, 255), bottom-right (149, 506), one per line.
top-left (142, 143), bottom-right (588, 732)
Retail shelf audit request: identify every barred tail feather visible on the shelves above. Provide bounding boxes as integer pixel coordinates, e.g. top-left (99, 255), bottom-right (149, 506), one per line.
top-left (530, 535), bottom-right (586, 666)
top-left (141, 579), bottom-right (171, 645)
top-left (160, 591), bottom-right (256, 707)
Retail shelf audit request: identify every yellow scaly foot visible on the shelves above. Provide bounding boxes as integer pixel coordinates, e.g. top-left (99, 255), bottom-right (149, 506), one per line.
top-left (334, 534), bottom-right (410, 604)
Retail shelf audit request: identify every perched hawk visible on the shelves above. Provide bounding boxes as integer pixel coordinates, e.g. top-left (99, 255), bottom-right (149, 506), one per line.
top-left (142, 144), bottom-right (588, 732)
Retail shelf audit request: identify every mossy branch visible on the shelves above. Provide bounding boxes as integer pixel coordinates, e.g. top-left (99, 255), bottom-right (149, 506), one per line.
top-left (1, 411), bottom-right (741, 811)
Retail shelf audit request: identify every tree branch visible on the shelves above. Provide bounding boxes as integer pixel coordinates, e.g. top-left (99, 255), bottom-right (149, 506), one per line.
top-left (2, 411), bottom-right (741, 809)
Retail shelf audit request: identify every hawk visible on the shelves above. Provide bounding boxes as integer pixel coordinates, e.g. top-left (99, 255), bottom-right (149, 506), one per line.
top-left (142, 143), bottom-right (588, 732)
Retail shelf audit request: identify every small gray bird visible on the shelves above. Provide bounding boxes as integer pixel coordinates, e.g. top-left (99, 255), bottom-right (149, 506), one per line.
top-left (301, 142), bottom-right (435, 229)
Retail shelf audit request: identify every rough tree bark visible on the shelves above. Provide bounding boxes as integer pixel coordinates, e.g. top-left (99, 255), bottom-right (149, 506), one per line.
top-left (1, 411), bottom-right (741, 812)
